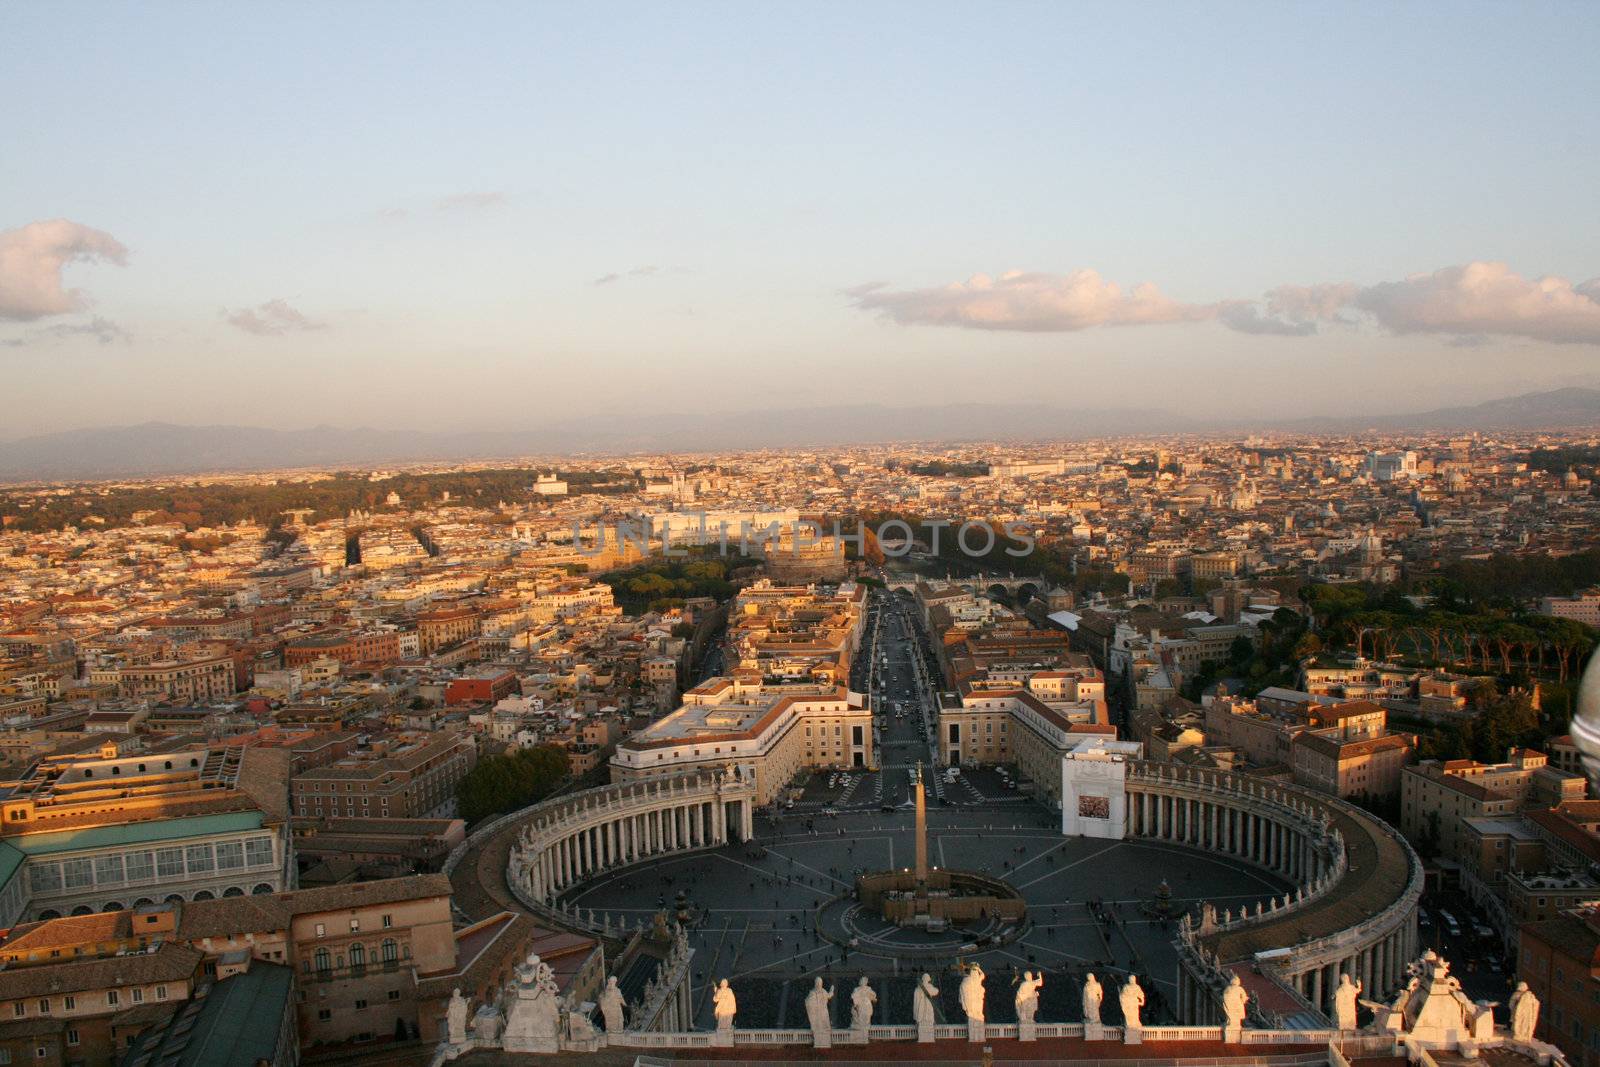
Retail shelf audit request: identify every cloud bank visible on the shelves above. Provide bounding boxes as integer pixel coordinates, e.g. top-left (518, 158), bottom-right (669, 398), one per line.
top-left (226, 299), bottom-right (325, 336)
top-left (851, 269), bottom-right (1213, 332)
top-left (852, 262), bottom-right (1600, 345)
top-left (0, 219), bottom-right (128, 321)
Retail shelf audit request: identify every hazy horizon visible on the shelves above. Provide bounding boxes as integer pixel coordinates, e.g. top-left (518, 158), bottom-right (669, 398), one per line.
top-left (3, 3), bottom-right (1598, 436)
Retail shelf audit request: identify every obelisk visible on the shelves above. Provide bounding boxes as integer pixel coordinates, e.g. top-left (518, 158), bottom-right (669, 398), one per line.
top-left (914, 762), bottom-right (928, 885)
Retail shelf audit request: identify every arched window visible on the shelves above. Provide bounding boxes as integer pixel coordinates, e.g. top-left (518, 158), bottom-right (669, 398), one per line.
top-left (349, 943), bottom-right (366, 974)
top-left (315, 948), bottom-right (331, 977)
top-left (381, 939), bottom-right (398, 966)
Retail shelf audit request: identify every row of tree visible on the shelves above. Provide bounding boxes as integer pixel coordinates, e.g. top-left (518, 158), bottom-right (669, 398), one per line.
top-left (455, 745), bottom-right (571, 825)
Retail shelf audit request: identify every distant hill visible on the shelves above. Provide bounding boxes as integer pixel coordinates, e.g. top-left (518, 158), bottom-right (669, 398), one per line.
top-left (0, 388), bottom-right (1596, 481)
top-left (1281, 388), bottom-right (1600, 433)
top-left (0, 405), bottom-right (1191, 481)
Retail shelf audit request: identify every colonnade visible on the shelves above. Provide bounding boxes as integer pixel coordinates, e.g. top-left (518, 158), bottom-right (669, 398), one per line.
top-left (1128, 781), bottom-right (1332, 886)
top-left (1127, 764), bottom-right (1421, 1028)
top-left (511, 773), bottom-right (758, 904)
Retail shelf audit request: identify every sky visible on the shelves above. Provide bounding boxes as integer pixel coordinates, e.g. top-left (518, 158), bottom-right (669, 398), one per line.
top-left (1, 2), bottom-right (1598, 438)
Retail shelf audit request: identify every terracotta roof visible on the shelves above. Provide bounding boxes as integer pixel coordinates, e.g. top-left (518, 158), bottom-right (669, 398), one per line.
top-left (0, 942), bottom-right (202, 1000)
top-left (277, 872), bottom-right (453, 916)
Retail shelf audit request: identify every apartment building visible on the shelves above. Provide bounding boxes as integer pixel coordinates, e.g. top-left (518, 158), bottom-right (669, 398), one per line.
top-left (1401, 751), bottom-right (1587, 862)
top-left (1519, 904), bottom-right (1600, 1067)
top-left (284, 629), bottom-right (403, 668)
top-left (417, 606), bottom-right (481, 653)
top-left (0, 942), bottom-right (206, 1066)
top-left (610, 678), bottom-right (872, 803)
top-left (939, 672), bottom-right (1115, 805)
top-left (290, 732), bottom-right (478, 820)
top-left (115, 654), bottom-right (235, 704)
top-left (1540, 589), bottom-right (1600, 627)
top-left (0, 874), bottom-right (480, 1052)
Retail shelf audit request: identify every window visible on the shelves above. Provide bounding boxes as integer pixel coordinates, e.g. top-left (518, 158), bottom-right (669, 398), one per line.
top-left (318, 1009), bottom-right (332, 1021)
top-left (62, 858), bottom-right (92, 889)
top-left (349, 943), bottom-right (366, 973)
top-left (107, 990), bottom-right (119, 1006)
top-left (155, 986), bottom-right (166, 1001)
top-left (381, 914), bottom-right (392, 929)
top-left (215, 841), bottom-right (244, 870)
top-left (184, 844), bottom-right (214, 873)
top-left (349, 918), bottom-right (360, 933)
top-left (66, 1030), bottom-right (79, 1047)
top-left (315, 948), bottom-right (332, 977)
top-left (94, 854), bottom-right (124, 885)
top-left (132, 988), bottom-right (144, 1003)
top-left (125, 852), bottom-right (154, 883)
top-left (156, 848), bottom-right (184, 879)
top-left (37, 1000), bottom-right (48, 1014)
top-left (355, 998), bottom-right (368, 1010)
top-left (12, 1003), bottom-right (23, 1018)
top-left (381, 939), bottom-right (398, 964)
top-left (63, 997), bottom-right (74, 1011)
top-left (314, 923), bottom-right (326, 937)
top-left (245, 837), bottom-right (274, 866)
top-left (28, 864), bottom-right (60, 894)
top-left (387, 989), bottom-right (401, 1001)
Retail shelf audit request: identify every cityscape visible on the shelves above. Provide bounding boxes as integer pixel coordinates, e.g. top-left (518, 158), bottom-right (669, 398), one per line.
top-left (3, 5), bottom-right (1600, 1067)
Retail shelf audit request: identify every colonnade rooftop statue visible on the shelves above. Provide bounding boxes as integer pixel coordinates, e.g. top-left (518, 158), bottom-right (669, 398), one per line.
top-left (435, 949), bottom-right (1561, 1063)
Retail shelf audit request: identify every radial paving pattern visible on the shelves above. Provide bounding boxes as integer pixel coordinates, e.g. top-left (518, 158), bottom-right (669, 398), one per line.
top-left (562, 803), bottom-right (1290, 1029)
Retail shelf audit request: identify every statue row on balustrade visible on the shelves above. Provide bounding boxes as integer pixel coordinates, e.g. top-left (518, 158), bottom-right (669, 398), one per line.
top-left (440, 947), bottom-right (1544, 1059)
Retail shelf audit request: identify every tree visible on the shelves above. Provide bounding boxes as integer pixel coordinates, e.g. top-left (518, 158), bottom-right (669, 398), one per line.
top-left (456, 745), bottom-right (571, 824)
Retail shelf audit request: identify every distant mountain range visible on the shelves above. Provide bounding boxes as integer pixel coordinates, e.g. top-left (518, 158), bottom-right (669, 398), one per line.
top-left (1, 388), bottom-right (1597, 481)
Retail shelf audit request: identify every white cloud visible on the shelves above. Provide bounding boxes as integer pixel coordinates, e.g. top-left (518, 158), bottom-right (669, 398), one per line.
top-left (1353, 262), bottom-right (1600, 345)
top-left (852, 262), bottom-right (1600, 346)
top-left (0, 219), bottom-right (128, 321)
top-left (225, 299), bottom-right (324, 336)
top-left (850, 269), bottom-right (1213, 332)
top-left (1216, 283), bottom-right (1358, 335)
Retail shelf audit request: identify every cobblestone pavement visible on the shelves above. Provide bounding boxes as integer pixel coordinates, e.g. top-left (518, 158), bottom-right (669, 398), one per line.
top-left (563, 803), bottom-right (1290, 1030)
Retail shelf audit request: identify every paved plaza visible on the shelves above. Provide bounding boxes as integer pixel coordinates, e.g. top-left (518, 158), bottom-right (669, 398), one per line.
top-left (562, 802), bottom-right (1290, 1030)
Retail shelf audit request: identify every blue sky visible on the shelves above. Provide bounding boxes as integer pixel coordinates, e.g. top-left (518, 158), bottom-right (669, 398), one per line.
top-left (1, 2), bottom-right (1597, 435)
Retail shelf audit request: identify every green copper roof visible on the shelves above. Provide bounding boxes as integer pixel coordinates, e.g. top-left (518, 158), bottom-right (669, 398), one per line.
top-left (120, 960), bottom-right (293, 1067)
top-left (8, 811), bottom-right (265, 857)
top-left (0, 842), bottom-right (23, 886)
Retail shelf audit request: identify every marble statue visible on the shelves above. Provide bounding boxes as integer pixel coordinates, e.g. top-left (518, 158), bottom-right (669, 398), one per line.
top-left (850, 976), bottom-right (876, 1033)
top-left (913, 973), bottom-right (940, 1042)
top-left (1082, 972), bottom-right (1103, 1025)
top-left (806, 977), bottom-right (835, 1047)
top-left (960, 964), bottom-right (986, 1022)
top-left (1221, 975), bottom-right (1249, 1037)
top-left (1081, 979), bottom-right (1107, 1023)
top-left (598, 975), bottom-right (626, 1034)
top-left (1510, 981), bottom-right (1541, 1042)
top-left (447, 987), bottom-right (470, 1045)
top-left (713, 979), bottom-right (737, 1031)
top-left (1120, 976), bottom-right (1146, 1030)
top-left (503, 953), bottom-right (562, 1054)
top-left (1015, 970), bottom-right (1043, 1024)
top-left (1334, 973), bottom-right (1362, 1031)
